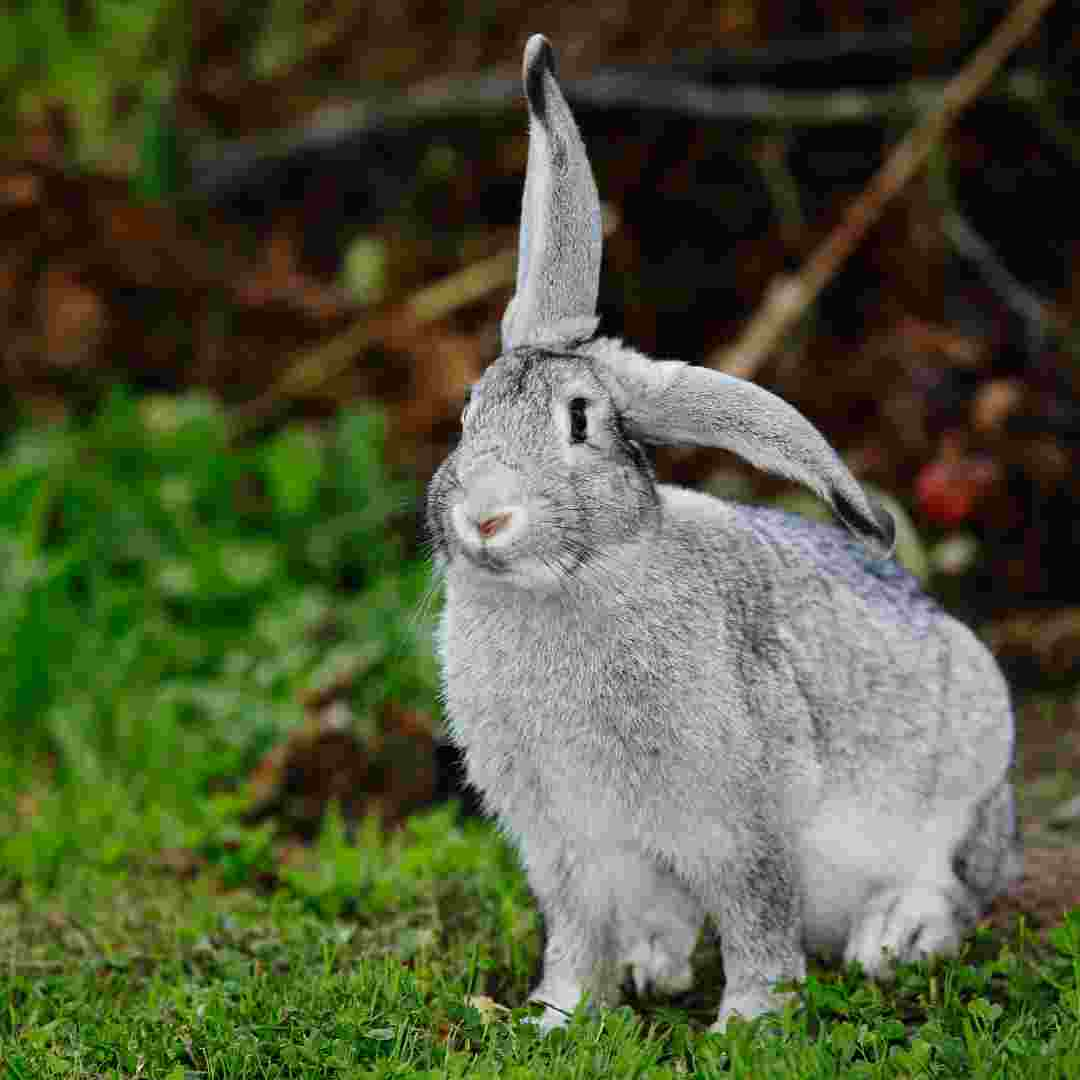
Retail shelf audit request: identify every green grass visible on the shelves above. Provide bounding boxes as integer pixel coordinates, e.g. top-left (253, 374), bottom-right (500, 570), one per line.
top-left (3, 861), bottom-right (1080, 1077)
top-left (2, 389), bottom-right (1080, 1077)
top-left (0, 388), bottom-right (434, 880)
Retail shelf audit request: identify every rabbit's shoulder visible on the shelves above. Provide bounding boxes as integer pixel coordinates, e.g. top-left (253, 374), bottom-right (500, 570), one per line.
top-left (665, 487), bottom-right (1008, 715)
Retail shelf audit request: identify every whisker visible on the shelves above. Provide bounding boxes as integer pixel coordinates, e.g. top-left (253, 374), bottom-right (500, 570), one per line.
top-left (409, 559), bottom-right (448, 634)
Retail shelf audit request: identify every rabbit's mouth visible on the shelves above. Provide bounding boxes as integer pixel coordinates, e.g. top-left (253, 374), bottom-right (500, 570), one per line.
top-left (460, 545), bottom-right (512, 575)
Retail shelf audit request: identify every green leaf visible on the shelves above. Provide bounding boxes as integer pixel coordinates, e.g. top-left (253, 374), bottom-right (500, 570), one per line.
top-left (337, 408), bottom-right (387, 492)
top-left (218, 542), bottom-right (279, 590)
top-left (879, 1018), bottom-right (907, 1041)
top-left (341, 235), bottom-right (387, 306)
top-left (133, 77), bottom-right (179, 202)
top-left (1049, 908), bottom-right (1080, 957)
top-left (265, 425), bottom-right (324, 517)
top-left (252, 0), bottom-right (306, 78)
top-left (363, 1027), bottom-right (396, 1041)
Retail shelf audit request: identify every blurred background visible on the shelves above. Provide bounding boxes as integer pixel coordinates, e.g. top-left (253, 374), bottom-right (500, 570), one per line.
top-left (2, 0), bottom-right (1080, 916)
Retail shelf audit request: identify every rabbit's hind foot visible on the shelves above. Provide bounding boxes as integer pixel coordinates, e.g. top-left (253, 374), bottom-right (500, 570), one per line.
top-left (844, 883), bottom-right (974, 979)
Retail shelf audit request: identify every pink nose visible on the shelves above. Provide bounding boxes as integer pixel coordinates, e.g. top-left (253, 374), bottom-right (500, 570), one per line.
top-left (476, 511), bottom-right (513, 539)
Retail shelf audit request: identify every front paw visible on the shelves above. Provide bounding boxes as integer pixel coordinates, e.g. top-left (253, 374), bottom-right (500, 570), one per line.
top-left (709, 987), bottom-right (798, 1033)
top-left (623, 940), bottom-right (695, 997)
top-left (526, 975), bottom-right (587, 1033)
top-left (524, 1002), bottom-right (573, 1032)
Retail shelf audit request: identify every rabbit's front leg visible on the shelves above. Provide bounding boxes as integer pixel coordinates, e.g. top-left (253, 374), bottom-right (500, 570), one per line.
top-left (528, 910), bottom-right (620, 1031)
top-left (707, 840), bottom-right (807, 1031)
top-left (617, 862), bottom-right (703, 997)
top-left (523, 843), bottom-right (628, 1031)
top-left (523, 841), bottom-right (700, 1029)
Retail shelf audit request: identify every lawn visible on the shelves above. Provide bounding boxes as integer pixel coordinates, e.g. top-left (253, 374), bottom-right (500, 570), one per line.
top-left (2, 390), bottom-right (1080, 1078)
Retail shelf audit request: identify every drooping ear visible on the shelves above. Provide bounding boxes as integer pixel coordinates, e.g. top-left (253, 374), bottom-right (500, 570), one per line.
top-left (616, 357), bottom-right (895, 557)
top-left (501, 35), bottom-right (602, 351)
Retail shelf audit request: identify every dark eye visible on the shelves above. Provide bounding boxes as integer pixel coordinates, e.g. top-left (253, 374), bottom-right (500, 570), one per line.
top-left (569, 398), bottom-right (588, 443)
top-left (463, 385), bottom-right (473, 407)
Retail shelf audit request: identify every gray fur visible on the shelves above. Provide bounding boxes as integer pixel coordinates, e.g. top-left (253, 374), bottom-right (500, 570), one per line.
top-left (427, 39), bottom-right (1019, 1032)
top-left (612, 357), bottom-right (895, 558)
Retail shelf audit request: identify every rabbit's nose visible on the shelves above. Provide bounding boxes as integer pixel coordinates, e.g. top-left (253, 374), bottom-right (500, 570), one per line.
top-left (476, 511), bottom-right (513, 539)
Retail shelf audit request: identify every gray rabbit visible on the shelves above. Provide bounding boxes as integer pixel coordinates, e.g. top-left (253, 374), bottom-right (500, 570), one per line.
top-left (426, 35), bottom-right (1021, 1031)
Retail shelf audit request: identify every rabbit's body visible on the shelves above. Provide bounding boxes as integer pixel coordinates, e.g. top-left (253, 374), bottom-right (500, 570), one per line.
top-left (429, 36), bottom-right (1019, 1030)
top-left (436, 409), bottom-right (1017, 1023)
top-left (442, 486), bottom-right (1013, 905)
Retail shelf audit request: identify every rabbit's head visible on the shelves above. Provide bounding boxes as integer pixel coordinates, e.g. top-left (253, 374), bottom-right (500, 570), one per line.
top-left (427, 35), bottom-right (894, 588)
top-left (427, 340), bottom-right (664, 589)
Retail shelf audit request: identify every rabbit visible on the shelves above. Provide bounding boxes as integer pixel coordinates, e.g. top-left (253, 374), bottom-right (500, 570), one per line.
top-left (426, 34), bottom-right (1021, 1032)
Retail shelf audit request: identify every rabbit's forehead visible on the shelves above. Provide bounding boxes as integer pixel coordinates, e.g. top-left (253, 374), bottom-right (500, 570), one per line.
top-left (475, 349), bottom-right (603, 410)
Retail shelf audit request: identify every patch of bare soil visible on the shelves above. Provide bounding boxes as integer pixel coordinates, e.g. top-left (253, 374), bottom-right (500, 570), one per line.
top-left (1016, 694), bottom-right (1080, 783)
top-left (984, 844), bottom-right (1080, 932)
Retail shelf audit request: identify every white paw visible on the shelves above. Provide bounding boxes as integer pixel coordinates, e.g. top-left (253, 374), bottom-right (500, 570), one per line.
top-left (526, 975), bottom-right (585, 1032)
top-left (523, 1004), bottom-right (572, 1033)
top-left (709, 987), bottom-right (796, 1032)
top-left (623, 940), bottom-right (695, 996)
top-left (846, 886), bottom-right (961, 979)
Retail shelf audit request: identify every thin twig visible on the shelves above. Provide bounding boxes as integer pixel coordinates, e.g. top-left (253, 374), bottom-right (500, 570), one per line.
top-left (711, 0), bottom-right (1059, 379)
top-left (943, 212), bottom-right (1051, 340)
top-left (925, 142), bottom-right (1070, 355)
top-left (230, 248), bottom-right (517, 437)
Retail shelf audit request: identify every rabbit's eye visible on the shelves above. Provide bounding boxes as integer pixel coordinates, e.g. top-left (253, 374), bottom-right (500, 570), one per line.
top-left (568, 398), bottom-right (589, 443)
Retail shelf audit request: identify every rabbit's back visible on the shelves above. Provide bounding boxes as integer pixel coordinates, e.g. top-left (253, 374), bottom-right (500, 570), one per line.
top-left (666, 489), bottom-right (1013, 797)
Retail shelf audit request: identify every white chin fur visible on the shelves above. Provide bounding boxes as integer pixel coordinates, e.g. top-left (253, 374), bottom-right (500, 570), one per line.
top-left (449, 501), bottom-right (573, 590)
top-left (456, 553), bottom-right (570, 592)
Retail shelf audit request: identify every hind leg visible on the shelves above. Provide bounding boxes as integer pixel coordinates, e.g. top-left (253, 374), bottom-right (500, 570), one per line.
top-left (845, 880), bottom-right (979, 978)
top-left (847, 779), bottom-right (1021, 979)
top-left (954, 779), bottom-right (1023, 905)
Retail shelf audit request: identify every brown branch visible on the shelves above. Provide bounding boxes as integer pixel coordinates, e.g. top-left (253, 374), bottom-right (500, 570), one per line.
top-left (711, 0), bottom-right (1059, 380)
top-left (229, 247), bottom-right (518, 438)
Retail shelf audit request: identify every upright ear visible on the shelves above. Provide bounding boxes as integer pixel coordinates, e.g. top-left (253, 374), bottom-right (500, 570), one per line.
top-left (616, 357), bottom-right (896, 557)
top-left (501, 35), bottom-right (603, 351)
